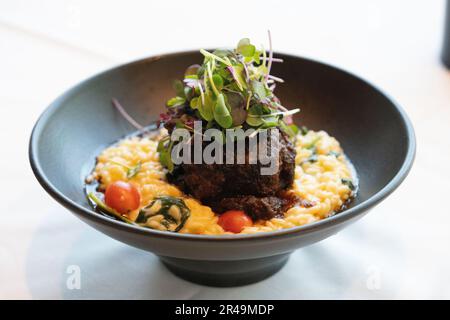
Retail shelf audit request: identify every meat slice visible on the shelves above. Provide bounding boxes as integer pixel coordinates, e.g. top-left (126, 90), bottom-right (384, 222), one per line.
top-left (208, 192), bottom-right (301, 221)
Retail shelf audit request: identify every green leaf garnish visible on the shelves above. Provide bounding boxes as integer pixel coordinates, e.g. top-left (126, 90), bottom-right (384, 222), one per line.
top-left (190, 97), bottom-right (199, 109)
top-left (199, 94), bottom-right (215, 121)
top-left (173, 80), bottom-right (185, 97)
top-left (300, 126), bottom-right (309, 135)
top-left (158, 139), bottom-right (174, 172)
top-left (214, 93), bottom-right (233, 128)
top-left (280, 122), bottom-right (299, 138)
top-left (328, 151), bottom-right (341, 157)
top-left (167, 96), bottom-right (185, 107)
top-left (341, 178), bottom-right (356, 191)
top-left (237, 38), bottom-right (256, 57)
top-left (245, 104), bottom-right (265, 127)
top-left (185, 64), bottom-right (201, 77)
top-left (212, 74), bottom-right (224, 91)
top-left (305, 136), bottom-right (321, 149)
top-left (288, 124), bottom-right (299, 135)
top-left (251, 80), bottom-right (268, 100)
top-left (127, 162), bottom-right (141, 179)
top-left (87, 192), bottom-right (136, 225)
top-left (200, 49), bottom-right (231, 66)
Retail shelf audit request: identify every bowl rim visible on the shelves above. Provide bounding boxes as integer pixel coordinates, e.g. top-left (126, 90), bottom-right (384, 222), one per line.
top-left (29, 49), bottom-right (416, 242)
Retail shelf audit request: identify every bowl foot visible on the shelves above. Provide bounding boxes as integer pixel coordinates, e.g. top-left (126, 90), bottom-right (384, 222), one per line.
top-left (159, 253), bottom-right (290, 287)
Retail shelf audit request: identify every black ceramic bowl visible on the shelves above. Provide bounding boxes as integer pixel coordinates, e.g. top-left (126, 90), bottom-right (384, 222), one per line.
top-left (29, 51), bottom-right (415, 287)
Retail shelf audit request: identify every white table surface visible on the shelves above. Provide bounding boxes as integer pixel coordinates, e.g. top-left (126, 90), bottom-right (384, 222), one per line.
top-left (1, 0), bottom-right (449, 299)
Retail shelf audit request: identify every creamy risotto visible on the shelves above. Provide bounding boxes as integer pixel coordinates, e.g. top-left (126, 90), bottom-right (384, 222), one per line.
top-left (87, 130), bottom-right (356, 235)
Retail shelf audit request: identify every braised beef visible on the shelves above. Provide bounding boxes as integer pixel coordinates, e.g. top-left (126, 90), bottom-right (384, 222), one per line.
top-left (166, 128), bottom-right (298, 220)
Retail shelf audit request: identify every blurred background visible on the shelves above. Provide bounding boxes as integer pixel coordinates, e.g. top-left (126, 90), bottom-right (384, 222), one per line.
top-left (0, 0), bottom-right (449, 299)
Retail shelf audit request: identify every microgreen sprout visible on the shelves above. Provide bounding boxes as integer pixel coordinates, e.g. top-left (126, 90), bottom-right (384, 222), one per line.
top-left (160, 34), bottom-right (302, 169)
top-left (112, 98), bottom-right (147, 132)
top-left (166, 34), bottom-right (299, 130)
top-left (265, 30), bottom-right (274, 83)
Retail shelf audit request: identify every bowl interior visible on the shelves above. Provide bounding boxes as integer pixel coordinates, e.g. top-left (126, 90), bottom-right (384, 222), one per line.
top-left (31, 52), bottom-right (413, 227)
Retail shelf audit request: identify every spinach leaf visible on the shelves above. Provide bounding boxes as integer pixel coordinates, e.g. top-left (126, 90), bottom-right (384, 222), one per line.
top-left (137, 196), bottom-right (190, 232)
top-left (341, 178), bottom-right (356, 191)
top-left (127, 162), bottom-right (141, 179)
top-left (327, 151), bottom-right (341, 158)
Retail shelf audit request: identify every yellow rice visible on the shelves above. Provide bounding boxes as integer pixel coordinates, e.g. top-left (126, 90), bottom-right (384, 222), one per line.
top-left (90, 130), bottom-right (355, 235)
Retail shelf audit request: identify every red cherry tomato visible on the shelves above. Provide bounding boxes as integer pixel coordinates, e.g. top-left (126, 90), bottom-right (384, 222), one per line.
top-left (105, 181), bottom-right (140, 214)
top-left (218, 210), bottom-right (253, 233)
